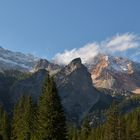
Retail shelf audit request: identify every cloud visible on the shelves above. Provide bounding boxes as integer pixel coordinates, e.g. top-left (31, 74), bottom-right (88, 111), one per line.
top-left (53, 43), bottom-right (100, 65)
top-left (104, 33), bottom-right (139, 52)
top-left (53, 33), bottom-right (140, 65)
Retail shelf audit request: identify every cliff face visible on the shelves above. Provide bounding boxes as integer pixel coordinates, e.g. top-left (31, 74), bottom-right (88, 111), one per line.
top-left (55, 58), bottom-right (100, 122)
top-left (5, 58), bottom-right (100, 122)
top-left (89, 54), bottom-right (140, 94)
top-left (1, 46), bottom-right (140, 123)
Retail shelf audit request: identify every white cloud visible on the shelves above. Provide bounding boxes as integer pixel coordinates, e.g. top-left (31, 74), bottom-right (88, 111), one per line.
top-left (53, 33), bottom-right (140, 65)
top-left (104, 33), bottom-right (139, 52)
top-left (53, 43), bottom-right (100, 65)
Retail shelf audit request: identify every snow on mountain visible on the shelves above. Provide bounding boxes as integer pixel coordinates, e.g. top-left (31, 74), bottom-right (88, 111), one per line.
top-left (33, 59), bottom-right (61, 75)
top-left (1, 46), bottom-right (140, 95)
top-left (101, 55), bottom-right (133, 73)
top-left (0, 46), bottom-right (39, 71)
top-left (88, 54), bottom-right (140, 94)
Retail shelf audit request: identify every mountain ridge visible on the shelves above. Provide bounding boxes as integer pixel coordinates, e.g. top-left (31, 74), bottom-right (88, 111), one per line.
top-left (1, 46), bottom-right (140, 95)
top-left (89, 54), bottom-right (140, 94)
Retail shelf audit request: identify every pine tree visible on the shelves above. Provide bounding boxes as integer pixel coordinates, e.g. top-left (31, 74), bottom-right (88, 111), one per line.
top-left (11, 96), bottom-right (34, 140)
top-left (30, 103), bottom-right (38, 140)
top-left (124, 107), bottom-right (140, 140)
top-left (0, 105), bottom-right (10, 140)
top-left (23, 96), bottom-right (35, 140)
top-left (68, 125), bottom-right (79, 140)
top-left (80, 118), bottom-right (91, 140)
top-left (118, 117), bottom-right (126, 140)
top-left (0, 105), bottom-right (3, 139)
top-left (1, 111), bottom-right (10, 140)
top-left (104, 102), bottom-right (119, 140)
top-left (37, 76), bottom-right (67, 140)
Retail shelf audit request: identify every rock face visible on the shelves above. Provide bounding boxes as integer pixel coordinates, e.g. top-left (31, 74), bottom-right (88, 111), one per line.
top-left (1, 46), bottom-right (140, 122)
top-left (0, 47), bottom-right (61, 74)
top-left (10, 69), bottom-right (48, 103)
top-left (89, 54), bottom-right (140, 94)
top-left (55, 58), bottom-right (100, 122)
top-left (33, 59), bottom-right (61, 75)
top-left (3, 58), bottom-right (100, 123)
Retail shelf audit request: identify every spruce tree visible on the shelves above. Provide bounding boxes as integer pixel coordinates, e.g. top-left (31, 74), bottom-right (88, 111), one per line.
top-left (37, 76), bottom-right (67, 140)
top-left (80, 118), bottom-right (91, 140)
top-left (0, 105), bottom-right (10, 140)
top-left (11, 96), bottom-right (34, 140)
top-left (104, 102), bottom-right (119, 140)
top-left (68, 126), bottom-right (78, 140)
top-left (1, 111), bottom-right (10, 140)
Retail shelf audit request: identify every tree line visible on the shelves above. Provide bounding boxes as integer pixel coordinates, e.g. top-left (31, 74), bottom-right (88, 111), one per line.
top-left (0, 76), bottom-right (67, 140)
top-left (69, 102), bottom-right (140, 140)
top-left (0, 75), bottom-right (140, 140)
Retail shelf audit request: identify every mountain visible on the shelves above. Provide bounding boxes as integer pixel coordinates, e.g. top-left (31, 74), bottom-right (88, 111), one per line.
top-left (0, 47), bottom-right (61, 74)
top-left (33, 59), bottom-right (61, 75)
top-left (0, 58), bottom-right (101, 123)
top-left (9, 69), bottom-right (48, 104)
top-left (10, 58), bottom-right (102, 123)
top-left (88, 54), bottom-right (140, 94)
top-left (1, 47), bottom-right (140, 123)
top-left (0, 46), bottom-right (39, 72)
top-left (0, 70), bottom-right (32, 113)
top-left (55, 58), bottom-right (100, 122)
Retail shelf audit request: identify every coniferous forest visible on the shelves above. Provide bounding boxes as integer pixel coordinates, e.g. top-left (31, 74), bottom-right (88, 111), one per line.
top-left (68, 103), bottom-right (140, 140)
top-left (0, 76), bottom-right (140, 140)
top-left (0, 76), bottom-right (67, 140)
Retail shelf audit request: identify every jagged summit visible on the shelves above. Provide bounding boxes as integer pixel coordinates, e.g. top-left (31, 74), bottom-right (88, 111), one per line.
top-left (70, 57), bottom-right (82, 65)
top-left (55, 57), bottom-right (99, 122)
top-left (0, 47), bottom-right (60, 74)
top-left (88, 54), bottom-right (140, 94)
top-left (33, 59), bottom-right (61, 75)
top-left (33, 59), bottom-right (51, 72)
top-left (1, 46), bottom-right (140, 95)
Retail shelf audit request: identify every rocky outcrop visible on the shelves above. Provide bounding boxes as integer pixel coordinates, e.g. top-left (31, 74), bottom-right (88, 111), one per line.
top-left (55, 58), bottom-right (100, 122)
top-left (33, 59), bottom-right (61, 75)
top-left (10, 69), bottom-right (48, 103)
top-left (5, 58), bottom-right (100, 123)
top-left (89, 54), bottom-right (140, 94)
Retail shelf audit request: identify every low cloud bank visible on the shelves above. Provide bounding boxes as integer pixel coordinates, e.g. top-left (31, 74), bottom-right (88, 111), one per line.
top-left (53, 33), bottom-right (140, 65)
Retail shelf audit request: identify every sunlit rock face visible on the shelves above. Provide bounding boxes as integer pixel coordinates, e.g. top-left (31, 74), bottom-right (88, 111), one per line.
top-left (88, 54), bottom-right (140, 94)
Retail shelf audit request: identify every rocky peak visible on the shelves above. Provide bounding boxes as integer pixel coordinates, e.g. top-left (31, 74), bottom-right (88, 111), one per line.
top-left (89, 54), bottom-right (134, 74)
top-left (66, 58), bottom-right (82, 73)
top-left (69, 57), bottom-right (82, 65)
top-left (33, 59), bottom-right (50, 71)
top-left (33, 59), bottom-right (61, 75)
top-left (54, 57), bottom-right (99, 122)
top-left (89, 54), bottom-right (140, 94)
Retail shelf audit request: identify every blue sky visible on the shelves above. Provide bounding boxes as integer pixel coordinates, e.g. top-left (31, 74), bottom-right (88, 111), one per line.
top-left (0, 0), bottom-right (140, 61)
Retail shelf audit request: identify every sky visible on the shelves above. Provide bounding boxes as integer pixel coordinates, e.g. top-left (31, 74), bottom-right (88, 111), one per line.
top-left (0, 0), bottom-right (140, 63)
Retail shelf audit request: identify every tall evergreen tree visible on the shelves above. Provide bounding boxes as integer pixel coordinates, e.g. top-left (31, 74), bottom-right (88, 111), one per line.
top-left (11, 96), bottom-right (34, 140)
top-left (0, 105), bottom-right (10, 140)
top-left (104, 102), bottom-right (119, 140)
top-left (117, 117), bottom-right (126, 140)
top-left (80, 118), bottom-right (91, 140)
top-left (37, 76), bottom-right (67, 140)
